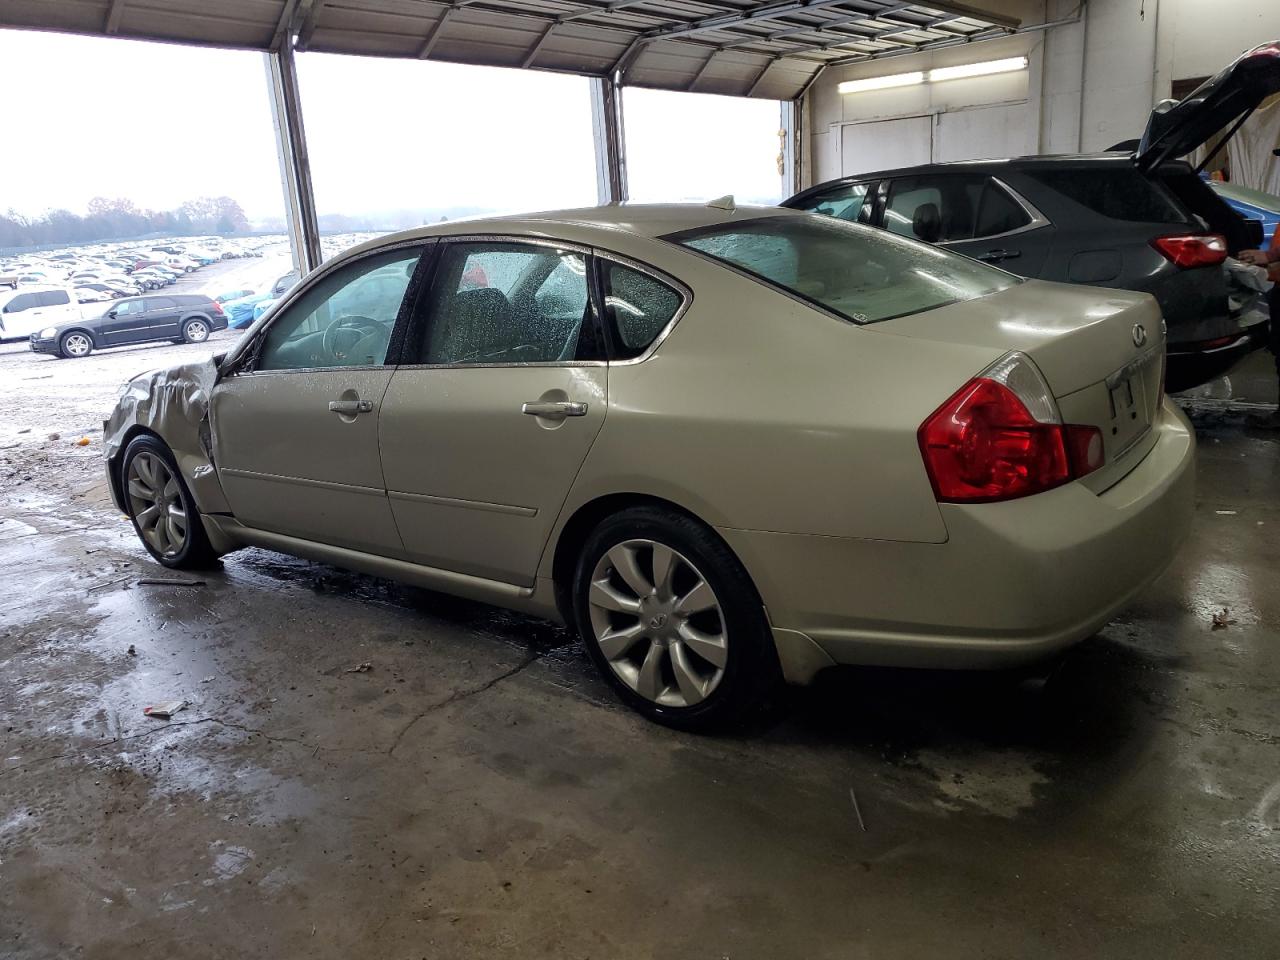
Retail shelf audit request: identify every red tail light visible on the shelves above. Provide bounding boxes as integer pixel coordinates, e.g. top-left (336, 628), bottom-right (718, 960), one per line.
top-left (1151, 233), bottom-right (1227, 269)
top-left (209, 300), bottom-right (224, 316)
top-left (919, 354), bottom-right (1104, 503)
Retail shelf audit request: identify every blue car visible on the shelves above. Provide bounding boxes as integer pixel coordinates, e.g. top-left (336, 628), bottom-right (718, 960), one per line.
top-left (1208, 180), bottom-right (1279, 244)
top-left (223, 292), bottom-right (272, 329)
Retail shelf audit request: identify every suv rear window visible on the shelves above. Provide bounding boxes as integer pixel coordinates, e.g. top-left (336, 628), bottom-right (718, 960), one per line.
top-left (665, 215), bottom-right (1018, 325)
top-left (1022, 168), bottom-right (1185, 223)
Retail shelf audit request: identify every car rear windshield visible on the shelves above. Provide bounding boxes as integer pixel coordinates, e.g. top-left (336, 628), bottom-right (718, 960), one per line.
top-left (1022, 167), bottom-right (1186, 224)
top-left (664, 215), bottom-right (1018, 324)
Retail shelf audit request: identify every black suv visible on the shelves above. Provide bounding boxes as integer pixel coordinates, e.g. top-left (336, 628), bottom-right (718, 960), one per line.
top-left (30, 294), bottom-right (228, 359)
top-left (785, 41), bottom-right (1280, 391)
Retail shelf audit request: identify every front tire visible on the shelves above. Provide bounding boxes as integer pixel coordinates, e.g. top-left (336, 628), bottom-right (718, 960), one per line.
top-left (59, 331), bottom-right (93, 359)
top-left (120, 435), bottom-right (218, 569)
top-left (182, 318), bottom-right (210, 344)
top-left (572, 506), bottom-right (780, 731)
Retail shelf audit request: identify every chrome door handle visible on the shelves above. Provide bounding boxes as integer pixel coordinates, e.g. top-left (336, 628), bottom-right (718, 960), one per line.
top-left (522, 400), bottom-right (588, 418)
top-left (329, 399), bottom-right (374, 415)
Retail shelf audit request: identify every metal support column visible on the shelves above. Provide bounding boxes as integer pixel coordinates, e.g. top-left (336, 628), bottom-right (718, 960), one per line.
top-left (265, 43), bottom-right (322, 276)
top-left (589, 76), bottom-right (628, 205)
top-left (780, 99), bottom-right (800, 197)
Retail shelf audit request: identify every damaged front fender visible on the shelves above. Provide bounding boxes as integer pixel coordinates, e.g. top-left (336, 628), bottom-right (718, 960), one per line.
top-left (103, 359), bottom-right (232, 517)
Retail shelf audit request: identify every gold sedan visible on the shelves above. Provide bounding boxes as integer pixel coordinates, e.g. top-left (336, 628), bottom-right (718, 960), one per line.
top-left (104, 205), bottom-right (1195, 730)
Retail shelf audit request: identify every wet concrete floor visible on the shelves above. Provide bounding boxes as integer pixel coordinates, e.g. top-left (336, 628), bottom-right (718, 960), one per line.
top-left (0, 337), bottom-right (1278, 957)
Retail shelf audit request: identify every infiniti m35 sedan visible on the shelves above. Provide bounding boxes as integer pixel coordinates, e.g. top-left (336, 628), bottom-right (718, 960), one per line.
top-left (104, 205), bottom-right (1195, 730)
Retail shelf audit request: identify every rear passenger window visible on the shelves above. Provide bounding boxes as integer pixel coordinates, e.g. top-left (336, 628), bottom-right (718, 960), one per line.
top-left (602, 263), bottom-right (683, 358)
top-left (1022, 168), bottom-right (1184, 224)
top-left (416, 243), bottom-right (592, 365)
top-left (795, 183), bottom-right (873, 223)
top-left (39, 290), bottom-right (71, 307)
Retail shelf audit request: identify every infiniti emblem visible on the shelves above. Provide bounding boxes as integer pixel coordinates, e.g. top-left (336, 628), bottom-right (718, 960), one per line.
top-left (1132, 323), bottom-right (1147, 348)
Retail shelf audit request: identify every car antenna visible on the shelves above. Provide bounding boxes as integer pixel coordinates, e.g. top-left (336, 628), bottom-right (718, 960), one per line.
top-left (705, 195), bottom-right (736, 212)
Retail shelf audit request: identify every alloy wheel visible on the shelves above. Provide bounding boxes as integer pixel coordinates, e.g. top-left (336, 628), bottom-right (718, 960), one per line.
top-left (63, 333), bottom-right (91, 357)
top-left (125, 452), bottom-right (188, 558)
top-left (185, 321), bottom-right (209, 342)
top-left (587, 539), bottom-right (728, 708)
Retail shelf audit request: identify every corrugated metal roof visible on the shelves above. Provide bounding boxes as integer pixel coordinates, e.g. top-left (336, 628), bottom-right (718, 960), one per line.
top-left (0, 0), bottom-right (1021, 98)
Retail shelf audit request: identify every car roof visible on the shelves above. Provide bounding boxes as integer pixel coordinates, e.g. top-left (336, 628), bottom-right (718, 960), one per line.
top-left (338, 202), bottom-right (806, 260)
top-left (792, 151), bottom-right (1142, 196)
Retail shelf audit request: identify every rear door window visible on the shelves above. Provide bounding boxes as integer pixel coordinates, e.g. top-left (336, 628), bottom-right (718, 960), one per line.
top-left (414, 242), bottom-right (593, 365)
top-left (884, 175), bottom-right (1030, 243)
top-left (38, 290), bottom-right (71, 307)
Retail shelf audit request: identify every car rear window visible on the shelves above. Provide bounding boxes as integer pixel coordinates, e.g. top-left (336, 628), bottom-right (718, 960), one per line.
top-left (1022, 168), bottom-right (1186, 224)
top-left (664, 215), bottom-right (1018, 324)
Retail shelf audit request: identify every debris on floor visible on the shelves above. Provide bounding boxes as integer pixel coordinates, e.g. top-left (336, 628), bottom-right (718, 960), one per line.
top-left (200, 676), bottom-right (215, 684)
top-left (74, 437), bottom-right (91, 447)
top-left (1215, 509), bottom-right (1238, 516)
top-left (849, 786), bottom-right (867, 832)
top-left (1211, 608), bottom-right (1237, 630)
top-left (143, 700), bottom-right (188, 719)
top-left (127, 644), bottom-right (136, 657)
top-left (137, 577), bottom-right (207, 588)
top-left (47, 432), bottom-right (60, 441)
top-left (344, 661), bottom-right (373, 674)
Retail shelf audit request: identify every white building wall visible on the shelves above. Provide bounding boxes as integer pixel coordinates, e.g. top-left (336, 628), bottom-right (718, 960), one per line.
top-left (802, 0), bottom-right (1279, 188)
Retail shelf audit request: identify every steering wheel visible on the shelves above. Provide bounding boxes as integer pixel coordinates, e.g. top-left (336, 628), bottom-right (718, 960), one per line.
top-left (321, 315), bottom-right (383, 360)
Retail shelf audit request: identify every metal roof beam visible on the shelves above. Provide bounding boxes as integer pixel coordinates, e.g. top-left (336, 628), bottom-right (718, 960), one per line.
top-left (716, 4), bottom-right (940, 51)
top-left (522, 21), bottom-right (557, 66)
top-left (823, 21), bottom-right (1004, 63)
top-left (295, 0), bottom-right (324, 50)
top-left (745, 56), bottom-right (776, 95)
top-left (104, 0), bottom-right (126, 34)
top-left (639, 0), bottom-right (1016, 43)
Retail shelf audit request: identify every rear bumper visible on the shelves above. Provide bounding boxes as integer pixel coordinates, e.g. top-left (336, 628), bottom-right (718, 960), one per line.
top-left (722, 399), bottom-right (1195, 674)
top-left (1166, 329), bottom-right (1265, 391)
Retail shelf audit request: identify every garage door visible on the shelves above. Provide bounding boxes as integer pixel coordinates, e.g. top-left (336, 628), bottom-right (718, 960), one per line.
top-left (840, 116), bottom-right (932, 176)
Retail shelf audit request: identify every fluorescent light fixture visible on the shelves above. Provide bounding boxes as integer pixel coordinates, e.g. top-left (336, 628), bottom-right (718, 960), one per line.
top-left (837, 71), bottom-right (925, 94)
top-left (927, 56), bottom-right (1029, 83)
top-left (837, 56), bottom-right (1029, 95)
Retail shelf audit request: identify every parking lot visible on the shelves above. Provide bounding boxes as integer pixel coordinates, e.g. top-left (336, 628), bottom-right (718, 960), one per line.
top-left (1, 291), bottom-right (1278, 955)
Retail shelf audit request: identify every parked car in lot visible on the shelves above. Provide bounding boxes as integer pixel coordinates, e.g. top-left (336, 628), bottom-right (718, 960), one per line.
top-left (0, 285), bottom-right (82, 340)
top-left (223, 291), bottom-right (273, 329)
top-left (1210, 180), bottom-right (1280, 244)
top-left (214, 288), bottom-right (254, 304)
top-left (785, 40), bottom-right (1280, 391)
top-left (102, 206), bottom-right (1195, 729)
top-left (30, 293), bottom-right (226, 358)
top-left (74, 286), bottom-right (114, 303)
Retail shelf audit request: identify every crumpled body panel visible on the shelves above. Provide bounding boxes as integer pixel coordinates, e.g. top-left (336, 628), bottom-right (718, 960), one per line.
top-left (103, 359), bottom-right (231, 516)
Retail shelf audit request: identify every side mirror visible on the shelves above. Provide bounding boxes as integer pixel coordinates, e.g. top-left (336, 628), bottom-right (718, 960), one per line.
top-left (106, 309), bottom-right (117, 318)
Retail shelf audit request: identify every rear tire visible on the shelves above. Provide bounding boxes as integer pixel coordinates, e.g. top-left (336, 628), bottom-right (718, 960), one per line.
top-left (59, 331), bottom-right (93, 359)
top-left (182, 318), bottom-right (210, 344)
top-left (572, 506), bottom-right (781, 732)
top-left (120, 435), bottom-right (218, 569)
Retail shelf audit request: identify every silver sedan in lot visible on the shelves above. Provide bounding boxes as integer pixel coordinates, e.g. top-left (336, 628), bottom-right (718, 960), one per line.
top-left (103, 205), bottom-right (1195, 730)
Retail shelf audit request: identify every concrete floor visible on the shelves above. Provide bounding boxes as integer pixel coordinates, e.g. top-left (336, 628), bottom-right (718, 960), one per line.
top-left (1, 302), bottom-right (1278, 958)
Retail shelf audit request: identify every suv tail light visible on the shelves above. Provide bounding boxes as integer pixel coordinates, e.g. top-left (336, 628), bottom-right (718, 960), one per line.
top-left (209, 300), bottom-right (224, 316)
top-left (1151, 233), bottom-right (1228, 269)
top-left (918, 352), bottom-right (1104, 503)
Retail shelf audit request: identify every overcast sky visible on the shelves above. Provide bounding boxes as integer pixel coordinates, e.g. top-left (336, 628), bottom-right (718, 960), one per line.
top-left (0, 29), bottom-right (784, 223)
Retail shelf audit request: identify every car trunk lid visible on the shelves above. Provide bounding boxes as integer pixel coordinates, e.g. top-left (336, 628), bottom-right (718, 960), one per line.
top-left (875, 280), bottom-right (1166, 489)
top-left (1136, 41), bottom-right (1280, 173)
